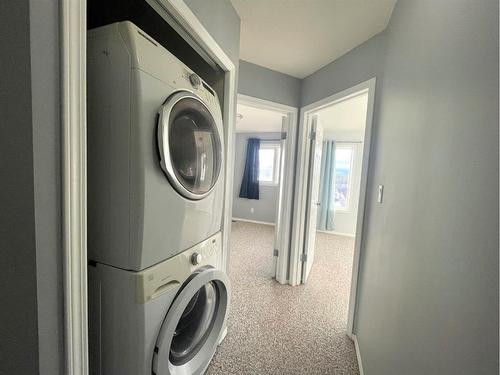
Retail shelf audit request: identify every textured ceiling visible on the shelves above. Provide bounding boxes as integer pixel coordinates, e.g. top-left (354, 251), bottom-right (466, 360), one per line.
top-left (236, 103), bottom-right (284, 133)
top-left (231, 0), bottom-right (396, 78)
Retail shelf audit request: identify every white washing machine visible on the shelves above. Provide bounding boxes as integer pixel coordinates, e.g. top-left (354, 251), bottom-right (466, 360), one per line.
top-left (89, 232), bottom-right (230, 375)
top-left (87, 21), bottom-right (225, 271)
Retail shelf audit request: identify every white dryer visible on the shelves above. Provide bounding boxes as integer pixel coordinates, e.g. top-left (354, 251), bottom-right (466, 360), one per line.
top-left (87, 21), bottom-right (225, 271)
top-left (89, 232), bottom-right (230, 375)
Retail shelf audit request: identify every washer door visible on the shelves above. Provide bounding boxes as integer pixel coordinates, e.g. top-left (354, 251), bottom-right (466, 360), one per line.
top-left (152, 267), bottom-right (230, 375)
top-left (157, 91), bottom-right (223, 200)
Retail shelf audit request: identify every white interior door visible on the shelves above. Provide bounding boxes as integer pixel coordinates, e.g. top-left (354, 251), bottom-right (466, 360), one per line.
top-left (272, 116), bottom-right (287, 278)
top-left (301, 116), bottom-right (323, 283)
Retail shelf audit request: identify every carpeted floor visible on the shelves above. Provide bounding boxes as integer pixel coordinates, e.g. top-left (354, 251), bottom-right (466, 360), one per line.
top-left (205, 221), bottom-right (359, 375)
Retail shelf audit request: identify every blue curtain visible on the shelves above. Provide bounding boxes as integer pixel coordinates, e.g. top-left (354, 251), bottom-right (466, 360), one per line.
top-left (317, 140), bottom-right (336, 230)
top-left (239, 138), bottom-right (260, 199)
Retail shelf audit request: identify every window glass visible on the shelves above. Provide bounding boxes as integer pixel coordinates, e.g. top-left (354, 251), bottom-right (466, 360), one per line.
top-left (258, 148), bottom-right (275, 182)
top-left (258, 143), bottom-right (281, 185)
top-left (334, 147), bottom-right (354, 209)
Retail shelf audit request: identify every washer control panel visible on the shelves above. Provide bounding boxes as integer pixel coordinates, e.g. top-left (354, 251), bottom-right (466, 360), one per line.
top-left (190, 252), bottom-right (202, 265)
top-left (191, 234), bottom-right (219, 265)
top-left (135, 231), bottom-right (222, 303)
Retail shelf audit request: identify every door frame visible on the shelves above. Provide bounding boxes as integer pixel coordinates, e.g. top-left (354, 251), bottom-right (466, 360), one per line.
top-left (289, 78), bottom-right (376, 337)
top-left (236, 94), bottom-right (298, 284)
top-left (301, 115), bottom-right (323, 283)
top-left (61, 1), bottom-right (237, 374)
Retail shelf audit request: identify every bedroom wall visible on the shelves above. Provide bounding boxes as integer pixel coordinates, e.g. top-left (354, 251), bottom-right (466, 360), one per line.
top-left (232, 132), bottom-right (281, 224)
top-left (302, 0), bottom-right (499, 373)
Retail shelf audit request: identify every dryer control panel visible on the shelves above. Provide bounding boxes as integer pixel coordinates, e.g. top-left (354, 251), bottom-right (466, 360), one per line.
top-left (181, 69), bottom-right (220, 110)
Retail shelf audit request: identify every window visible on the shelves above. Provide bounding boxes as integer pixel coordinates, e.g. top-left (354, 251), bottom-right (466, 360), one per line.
top-left (258, 142), bottom-right (281, 185)
top-left (334, 145), bottom-right (355, 210)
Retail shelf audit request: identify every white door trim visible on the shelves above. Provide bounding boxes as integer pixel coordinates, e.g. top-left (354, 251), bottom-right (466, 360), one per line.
top-left (238, 93), bottom-right (298, 113)
top-left (62, 1), bottom-right (236, 373)
top-left (60, 0), bottom-right (88, 374)
top-left (289, 78), bottom-right (376, 337)
top-left (237, 94), bottom-right (298, 284)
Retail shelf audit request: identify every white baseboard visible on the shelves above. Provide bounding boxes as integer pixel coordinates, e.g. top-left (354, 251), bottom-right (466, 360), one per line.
top-left (232, 217), bottom-right (275, 226)
top-left (352, 334), bottom-right (365, 375)
top-left (316, 229), bottom-right (355, 238)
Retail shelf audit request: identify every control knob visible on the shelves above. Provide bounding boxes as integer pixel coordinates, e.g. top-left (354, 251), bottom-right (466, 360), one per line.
top-left (189, 73), bottom-right (201, 89)
top-left (191, 252), bottom-right (202, 265)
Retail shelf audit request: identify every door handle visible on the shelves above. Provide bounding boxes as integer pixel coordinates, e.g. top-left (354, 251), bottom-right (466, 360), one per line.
top-left (200, 152), bottom-right (207, 181)
top-left (151, 280), bottom-right (180, 300)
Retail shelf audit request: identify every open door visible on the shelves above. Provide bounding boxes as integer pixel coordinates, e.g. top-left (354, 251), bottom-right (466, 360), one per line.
top-left (301, 116), bottom-right (323, 283)
top-left (272, 116), bottom-right (287, 278)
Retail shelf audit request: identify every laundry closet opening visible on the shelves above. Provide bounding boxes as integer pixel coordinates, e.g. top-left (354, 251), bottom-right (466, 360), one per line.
top-left (86, 1), bottom-right (233, 374)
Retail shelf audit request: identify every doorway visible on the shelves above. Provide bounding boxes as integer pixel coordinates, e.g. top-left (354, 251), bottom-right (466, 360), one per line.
top-left (290, 79), bottom-right (376, 337)
top-left (231, 94), bottom-right (298, 284)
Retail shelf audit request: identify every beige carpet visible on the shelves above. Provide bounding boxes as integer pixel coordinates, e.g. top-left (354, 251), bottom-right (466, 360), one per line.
top-left (206, 221), bottom-right (359, 375)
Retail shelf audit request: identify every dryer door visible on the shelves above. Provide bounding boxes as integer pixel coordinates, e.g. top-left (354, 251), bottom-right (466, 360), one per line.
top-left (158, 91), bottom-right (223, 200)
top-left (152, 267), bottom-right (230, 375)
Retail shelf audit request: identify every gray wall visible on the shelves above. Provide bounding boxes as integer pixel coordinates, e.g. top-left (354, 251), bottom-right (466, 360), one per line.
top-left (301, 32), bottom-right (387, 107)
top-left (0, 0), bottom-right (63, 374)
top-left (233, 133), bottom-right (280, 223)
top-left (184, 0), bottom-right (240, 66)
top-left (239, 60), bottom-right (301, 107)
top-left (0, 0), bottom-right (39, 373)
top-left (303, 1), bottom-right (499, 374)
top-left (30, 0), bottom-right (64, 374)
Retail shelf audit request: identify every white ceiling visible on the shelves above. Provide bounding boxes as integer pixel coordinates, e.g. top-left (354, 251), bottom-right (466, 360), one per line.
top-left (317, 92), bottom-right (368, 132)
top-left (231, 0), bottom-right (397, 78)
top-left (236, 103), bottom-right (284, 133)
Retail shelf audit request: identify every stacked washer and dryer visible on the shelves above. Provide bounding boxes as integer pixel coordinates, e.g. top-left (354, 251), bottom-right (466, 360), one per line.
top-left (87, 21), bottom-right (230, 375)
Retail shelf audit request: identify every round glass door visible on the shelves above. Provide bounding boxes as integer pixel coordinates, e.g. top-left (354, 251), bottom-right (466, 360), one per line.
top-left (153, 267), bottom-right (230, 375)
top-left (157, 92), bottom-right (222, 200)
top-left (169, 281), bottom-right (218, 365)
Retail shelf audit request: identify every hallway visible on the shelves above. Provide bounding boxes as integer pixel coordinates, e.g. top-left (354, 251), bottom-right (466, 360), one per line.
top-left (206, 221), bottom-right (359, 375)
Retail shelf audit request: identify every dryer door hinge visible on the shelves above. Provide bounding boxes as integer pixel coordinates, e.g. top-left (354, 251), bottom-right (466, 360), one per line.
top-left (273, 249), bottom-right (279, 257)
top-left (300, 253), bottom-right (307, 262)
